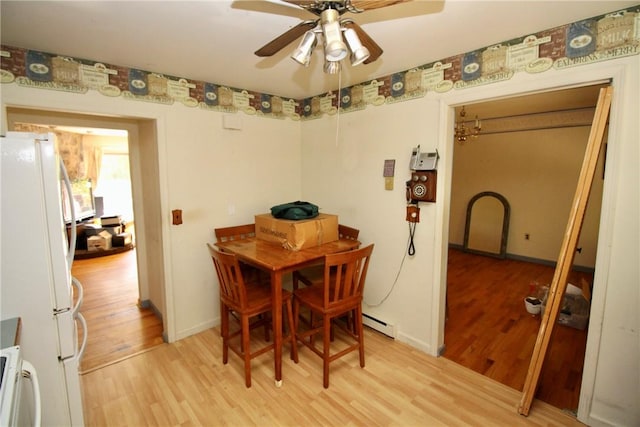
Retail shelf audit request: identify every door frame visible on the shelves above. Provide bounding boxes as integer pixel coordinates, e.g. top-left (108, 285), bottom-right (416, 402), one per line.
top-left (4, 107), bottom-right (170, 341)
top-left (432, 63), bottom-right (629, 422)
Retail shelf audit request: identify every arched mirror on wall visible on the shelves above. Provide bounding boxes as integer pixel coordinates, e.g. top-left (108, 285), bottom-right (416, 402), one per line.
top-left (463, 191), bottom-right (510, 258)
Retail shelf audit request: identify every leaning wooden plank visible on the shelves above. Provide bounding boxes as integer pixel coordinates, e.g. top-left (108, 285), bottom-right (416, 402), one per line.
top-left (518, 86), bottom-right (612, 416)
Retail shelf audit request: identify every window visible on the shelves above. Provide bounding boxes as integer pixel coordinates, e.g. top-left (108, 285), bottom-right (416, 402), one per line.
top-left (94, 153), bottom-right (133, 220)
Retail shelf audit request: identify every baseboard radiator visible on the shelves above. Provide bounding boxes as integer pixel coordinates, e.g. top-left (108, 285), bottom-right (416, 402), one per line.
top-left (362, 313), bottom-right (397, 338)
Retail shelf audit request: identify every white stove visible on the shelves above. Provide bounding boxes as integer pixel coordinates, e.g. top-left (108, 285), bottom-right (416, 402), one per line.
top-left (0, 346), bottom-right (40, 426)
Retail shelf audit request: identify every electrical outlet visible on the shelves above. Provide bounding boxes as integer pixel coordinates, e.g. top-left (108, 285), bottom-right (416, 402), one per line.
top-left (525, 233), bottom-right (530, 240)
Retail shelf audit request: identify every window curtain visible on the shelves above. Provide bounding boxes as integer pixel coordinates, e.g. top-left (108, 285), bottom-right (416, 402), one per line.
top-left (85, 143), bottom-right (103, 192)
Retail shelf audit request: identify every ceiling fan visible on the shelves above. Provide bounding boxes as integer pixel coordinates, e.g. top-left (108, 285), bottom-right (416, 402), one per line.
top-left (254, 0), bottom-right (410, 72)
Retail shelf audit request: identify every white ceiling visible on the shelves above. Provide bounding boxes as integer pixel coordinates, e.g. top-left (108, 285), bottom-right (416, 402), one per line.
top-left (1, 0), bottom-right (636, 102)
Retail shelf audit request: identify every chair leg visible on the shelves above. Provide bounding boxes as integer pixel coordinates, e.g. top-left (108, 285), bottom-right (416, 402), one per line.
top-left (356, 306), bottom-right (365, 368)
top-left (242, 314), bottom-right (252, 388)
top-left (329, 315), bottom-right (335, 342)
top-left (285, 298), bottom-right (298, 363)
top-left (221, 304), bottom-right (229, 365)
top-left (262, 313), bottom-right (270, 342)
top-left (347, 310), bottom-right (356, 334)
top-left (323, 315), bottom-right (331, 389)
top-left (310, 311), bottom-right (317, 347)
top-left (293, 298), bottom-right (300, 337)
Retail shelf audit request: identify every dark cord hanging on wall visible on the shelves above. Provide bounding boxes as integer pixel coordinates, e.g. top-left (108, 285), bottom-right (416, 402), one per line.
top-left (405, 203), bottom-right (420, 255)
top-left (408, 221), bottom-right (417, 256)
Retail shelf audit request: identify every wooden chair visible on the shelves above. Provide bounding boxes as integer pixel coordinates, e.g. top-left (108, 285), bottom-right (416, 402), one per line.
top-left (292, 224), bottom-right (360, 290)
top-left (207, 243), bottom-right (298, 387)
top-left (214, 224), bottom-right (257, 243)
top-left (293, 244), bottom-right (374, 388)
top-left (214, 224), bottom-right (267, 282)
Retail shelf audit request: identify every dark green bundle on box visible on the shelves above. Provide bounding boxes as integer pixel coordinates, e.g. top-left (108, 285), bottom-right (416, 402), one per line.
top-left (270, 201), bottom-right (319, 220)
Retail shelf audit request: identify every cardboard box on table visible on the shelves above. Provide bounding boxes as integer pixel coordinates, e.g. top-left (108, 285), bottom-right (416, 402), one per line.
top-left (255, 213), bottom-right (339, 251)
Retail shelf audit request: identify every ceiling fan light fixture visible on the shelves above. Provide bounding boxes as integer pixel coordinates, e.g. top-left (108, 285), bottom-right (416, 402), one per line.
top-left (324, 58), bottom-right (342, 74)
top-left (291, 30), bottom-right (317, 66)
top-left (321, 9), bottom-right (348, 61)
top-left (343, 28), bottom-right (370, 66)
top-left (255, 0), bottom-right (400, 72)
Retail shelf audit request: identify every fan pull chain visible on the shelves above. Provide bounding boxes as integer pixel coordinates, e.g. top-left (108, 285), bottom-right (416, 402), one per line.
top-left (335, 67), bottom-right (342, 147)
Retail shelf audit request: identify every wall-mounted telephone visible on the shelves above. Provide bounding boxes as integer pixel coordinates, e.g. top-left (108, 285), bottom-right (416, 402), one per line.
top-left (410, 145), bottom-right (439, 171)
top-left (406, 171), bottom-right (437, 203)
top-left (405, 146), bottom-right (438, 255)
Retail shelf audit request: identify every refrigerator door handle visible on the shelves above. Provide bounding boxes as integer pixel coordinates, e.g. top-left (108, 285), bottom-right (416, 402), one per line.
top-left (71, 276), bottom-right (84, 316)
top-left (75, 312), bottom-right (88, 362)
top-left (21, 360), bottom-right (42, 427)
top-left (60, 159), bottom-right (76, 269)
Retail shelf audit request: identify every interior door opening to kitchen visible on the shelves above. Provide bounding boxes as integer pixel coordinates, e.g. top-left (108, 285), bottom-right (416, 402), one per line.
top-left (5, 107), bottom-right (167, 373)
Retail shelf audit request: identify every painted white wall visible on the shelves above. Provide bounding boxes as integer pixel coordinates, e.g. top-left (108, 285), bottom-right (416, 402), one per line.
top-left (300, 100), bottom-right (441, 352)
top-left (1, 55), bottom-right (637, 426)
top-left (449, 125), bottom-right (605, 267)
top-left (161, 107), bottom-right (302, 338)
top-left (300, 58), bottom-right (639, 426)
top-left (0, 84), bottom-right (302, 342)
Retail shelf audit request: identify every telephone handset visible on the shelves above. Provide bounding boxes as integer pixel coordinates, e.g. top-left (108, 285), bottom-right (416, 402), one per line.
top-left (410, 146), bottom-right (420, 169)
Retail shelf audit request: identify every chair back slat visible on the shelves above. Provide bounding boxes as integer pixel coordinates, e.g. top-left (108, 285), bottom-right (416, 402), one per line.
top-left (214, 224), bottom-right (257, 243)
top-left (207, 243), bottom-right (247, 309)
top-left (323, 244), bottom-right (374, 308)
top-left (338, 224), bottom-right (360, 241)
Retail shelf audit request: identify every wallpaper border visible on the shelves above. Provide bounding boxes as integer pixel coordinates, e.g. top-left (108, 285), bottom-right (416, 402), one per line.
top-left (1, 6), bottom-right (638, 121)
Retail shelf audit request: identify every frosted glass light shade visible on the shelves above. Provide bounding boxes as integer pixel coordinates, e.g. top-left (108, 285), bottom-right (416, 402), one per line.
top-left (343, 28), bottom-right (370, 66)
top-left (291, 30), bottom-right (317, 66)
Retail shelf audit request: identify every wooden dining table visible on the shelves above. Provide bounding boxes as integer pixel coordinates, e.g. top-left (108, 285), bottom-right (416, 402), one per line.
top-left (215, 236), bottom-right (360, 386)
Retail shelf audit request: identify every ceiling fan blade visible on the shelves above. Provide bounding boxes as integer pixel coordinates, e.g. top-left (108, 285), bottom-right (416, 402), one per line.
top-left (343, 20), bottom-right (383, 64)
top-left (284, 0), bottom-right (410, 11)
top-left (283, 0), bottom-right (321, 7)
top-left (350, 0), bottom-right (411, 11)
top-left (254, 20), bottom-right (318, 57)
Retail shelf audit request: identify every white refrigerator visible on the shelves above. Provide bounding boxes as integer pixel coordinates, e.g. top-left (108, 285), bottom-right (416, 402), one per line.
top-left (1, 132), bottom-right (87, 426)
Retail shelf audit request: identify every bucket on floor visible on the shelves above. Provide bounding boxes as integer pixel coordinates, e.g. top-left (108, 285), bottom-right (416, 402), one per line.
top-left (524, 297), bottom-right (542, 315)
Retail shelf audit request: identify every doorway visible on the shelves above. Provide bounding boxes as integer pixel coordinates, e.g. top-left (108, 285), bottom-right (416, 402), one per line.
top-left (442, 84), bottom-right (607, 412)
top-left (6, 107), bottom-right (167, 371)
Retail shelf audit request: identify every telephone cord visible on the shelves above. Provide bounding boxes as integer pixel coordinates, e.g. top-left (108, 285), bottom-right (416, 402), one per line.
top-left (364, 230), bottom-right (414, 308)
top-left (408, 220), bottom-right (417, 256)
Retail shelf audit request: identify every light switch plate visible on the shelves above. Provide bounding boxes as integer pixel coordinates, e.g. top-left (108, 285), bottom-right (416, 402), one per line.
top-left (172, 209), bottom-right (183, 225)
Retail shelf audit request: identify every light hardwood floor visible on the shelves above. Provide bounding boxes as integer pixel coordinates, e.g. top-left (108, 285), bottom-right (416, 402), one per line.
top-left (78, 249), bottom-right (586, 426)
top-left (72, 249), bottom-right (164, 373)
top-left (81, 325), bottom-right (585, 426)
